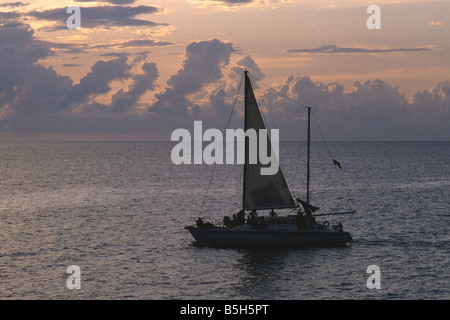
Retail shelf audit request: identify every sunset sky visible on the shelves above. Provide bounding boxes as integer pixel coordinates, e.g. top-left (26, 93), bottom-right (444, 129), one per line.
top-left (0, 0), bottom-right (449, 140)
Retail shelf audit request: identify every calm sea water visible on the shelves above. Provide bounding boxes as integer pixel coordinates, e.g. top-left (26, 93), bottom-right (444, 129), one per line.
top-left (0, 141), bottom-right (448, 299)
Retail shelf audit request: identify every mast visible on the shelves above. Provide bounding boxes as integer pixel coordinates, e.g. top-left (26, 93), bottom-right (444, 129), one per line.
top-left (306, 107), bottom-right (311, 206)
top-left (242, 70), bottom-right (249, 212)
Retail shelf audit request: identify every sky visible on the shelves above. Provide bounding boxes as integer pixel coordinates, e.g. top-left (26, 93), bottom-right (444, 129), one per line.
top-left (0, 0), bottom-right (449, 141)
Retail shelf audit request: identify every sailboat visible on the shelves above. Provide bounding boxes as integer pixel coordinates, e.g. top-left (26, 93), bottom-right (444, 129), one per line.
top-left (185, 70), bottom-right (354, 246)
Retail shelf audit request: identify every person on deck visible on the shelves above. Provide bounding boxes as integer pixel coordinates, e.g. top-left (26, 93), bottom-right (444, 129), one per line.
top-left (236, 209), bottom-right (245, 225)
top-left (247, 210), bottom-right (258, 226)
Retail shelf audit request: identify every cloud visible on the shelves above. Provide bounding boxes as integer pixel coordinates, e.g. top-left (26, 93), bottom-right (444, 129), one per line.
top-left (189, 0), bottom-right (255, 6)
top-left (202, 55), bottom-right (267, 116)
top-left (151, 39), bottom-right (235, 115)
top-left (64, 54), bottom-right (131, 108)
top-left (187, 0), bottom-right (287, 10)
top-left (27, 5), bottom-right (165, 31)
top-left (189, 0), bottom-right (281, 5)
top-left (0, 19), bottom-right (75, 122)
top-left (256, 76), bottom-right (449, 140)
top-left (231, 55), bottom-right (265, 88)
top-left (0, 2), bottom-right (28, 7)
top-left (110, 61), bottom-right (159, 113)
top-left (34, 38), bottom-right (173, 57)
top-left (212, 0), bottom-right (254, 3)
top-left (0, 20), bottom-right (235, 138)
top-left (74, 0), bottom-right (136, 4)
top-left (99, 39), bottom-right (174, 49)
top-left (0, 19), bottom-right (161, 136)
top-left (287, 44), bottom-right (434, 54)
top-left (14, 3), bottom-right (173, 57)
top-left (0, 18), bottom-right (54, 97)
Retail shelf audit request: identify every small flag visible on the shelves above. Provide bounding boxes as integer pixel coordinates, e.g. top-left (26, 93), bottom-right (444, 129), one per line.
top-left (333, 159), bottom-right (342, 169)
top-left (296, 198), bottom-right (320, 213)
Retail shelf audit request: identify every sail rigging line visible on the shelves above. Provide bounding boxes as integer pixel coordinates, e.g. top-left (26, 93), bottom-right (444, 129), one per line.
top-left (310, 110), bottom-right (354, 209)
top-left (247, 73), bottom-right (310, 177)
top-left (198, 72), bottom-right (245, 217)
top-left (250, 74), bottom-right (311, 110)
top-left (247, 73), bottom-right (355, 212)
top-left (249, 72), bottom-right (312, 202)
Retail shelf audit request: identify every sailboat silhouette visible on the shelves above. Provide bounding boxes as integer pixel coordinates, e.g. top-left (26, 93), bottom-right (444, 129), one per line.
top-left (185, 70), bottom-right (354, 246)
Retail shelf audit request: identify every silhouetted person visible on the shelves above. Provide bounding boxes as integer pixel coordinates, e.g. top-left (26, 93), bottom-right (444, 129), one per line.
top-left (236, 210), bottom-right (245, 225)
top-left (248, 210), bottom-right (258, 227)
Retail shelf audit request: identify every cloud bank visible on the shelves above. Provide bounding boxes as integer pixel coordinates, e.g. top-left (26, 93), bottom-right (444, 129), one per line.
top-left (258, 76), bottom-right (449, 140)
top-left (0, 18), bottom-right (448, 140)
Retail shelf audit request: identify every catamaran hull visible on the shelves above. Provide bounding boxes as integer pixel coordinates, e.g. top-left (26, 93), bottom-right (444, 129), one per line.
top-left (185, 226), bottom-right (352, 246)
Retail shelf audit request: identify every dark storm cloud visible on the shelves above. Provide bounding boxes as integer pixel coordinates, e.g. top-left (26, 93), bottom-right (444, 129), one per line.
top-left (27, 5), bottom-right (165, 31)
top-left (287, 44), bottom-right (434, 54)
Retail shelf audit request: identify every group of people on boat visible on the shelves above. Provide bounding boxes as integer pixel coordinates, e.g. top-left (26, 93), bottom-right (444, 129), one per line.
top-left (197, 197), bottom-right (323, 230)
top-left (222, 207), bottom-right (318, 230)
top-left (223, 209), bottom-right (264, 229)
top-left (197, 208), bottom-right (344, 232)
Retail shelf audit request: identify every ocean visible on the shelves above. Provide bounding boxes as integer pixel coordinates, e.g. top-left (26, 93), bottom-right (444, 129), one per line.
top-left (0, 141), bottom-right (448, 300)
